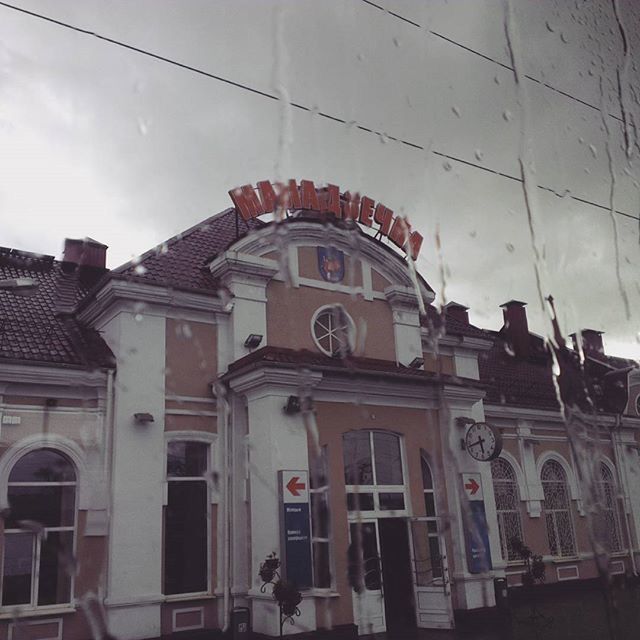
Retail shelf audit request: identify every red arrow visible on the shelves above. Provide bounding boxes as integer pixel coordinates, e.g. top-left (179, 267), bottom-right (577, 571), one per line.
top-left (464, 478), bottom-right (480, 496)
top-left (286, 476), bottom-right (306, 496)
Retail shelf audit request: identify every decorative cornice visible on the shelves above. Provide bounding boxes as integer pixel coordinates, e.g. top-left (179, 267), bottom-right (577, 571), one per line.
top-left (78, 278), bottom-right (224, 325)
top-left (226, 366), bottom-right (323, 395)
top-left (384, 284), bottom-right (422, 311)
top-left (0, 362), bottom-right (108, 388)
top-left (208, 251), bottom-right (279, 284)
top-left (226, 221), bottom-right (435, 303)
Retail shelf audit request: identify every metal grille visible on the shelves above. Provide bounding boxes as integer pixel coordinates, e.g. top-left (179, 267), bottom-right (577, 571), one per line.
top-left (596, 464), bottom-right (623, 553)
top-left (541, 460), bottom-right (577, 557)
top-left (491, 458), bottom-right (524, 561)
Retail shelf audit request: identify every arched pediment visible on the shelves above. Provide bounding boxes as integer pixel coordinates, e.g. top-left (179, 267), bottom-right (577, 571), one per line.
top-left (223, 218), bottom-right (435, 304)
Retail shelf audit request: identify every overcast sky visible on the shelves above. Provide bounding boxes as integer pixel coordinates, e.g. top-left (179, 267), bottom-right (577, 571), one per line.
top-left (1, 0), bottom-right (640, 356)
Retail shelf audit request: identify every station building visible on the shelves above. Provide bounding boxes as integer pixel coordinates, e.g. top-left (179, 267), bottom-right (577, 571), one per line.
top-left (1, 181), bottom-right (640, 640)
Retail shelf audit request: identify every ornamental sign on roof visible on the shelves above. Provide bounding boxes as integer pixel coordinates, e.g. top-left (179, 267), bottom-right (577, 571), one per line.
top-left (229, 179), bottom-right (423, 260)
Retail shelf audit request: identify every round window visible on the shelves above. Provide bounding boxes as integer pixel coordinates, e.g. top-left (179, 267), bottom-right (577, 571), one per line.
top-left (311, 305), bottom-right (355, 357)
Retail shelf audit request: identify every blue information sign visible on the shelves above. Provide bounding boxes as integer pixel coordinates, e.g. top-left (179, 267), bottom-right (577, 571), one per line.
top-left (463, 500), bottom-right (493, 574)
top-left (279, 470), bottom-right (313, 589)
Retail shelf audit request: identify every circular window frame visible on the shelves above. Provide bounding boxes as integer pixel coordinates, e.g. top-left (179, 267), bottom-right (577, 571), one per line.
top-left (311, 304), bottom-right (356, 357)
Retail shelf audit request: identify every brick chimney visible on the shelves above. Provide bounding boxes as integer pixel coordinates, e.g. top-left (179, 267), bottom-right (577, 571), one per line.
top-left (500, 300), bottom-right (529, 358)
top-left (571, 329), bottom-right (605, 358)
top-left (63, 238), bottom-right (107, 269)
top-left (444, 301), bottom-right (469, 324)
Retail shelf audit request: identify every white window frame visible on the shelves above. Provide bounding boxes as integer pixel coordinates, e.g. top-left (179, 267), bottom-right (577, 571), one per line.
top-left (163, 433), bottom-right (215, 598)
top-left (311, 304), bottom-right (356, 357)
top-left (0, 449), bottom-right (78, 610)
top-left (419, 456), bottom-right (444, 583)
top-left (541, 460), bottom-right (577, 558)
top-left (491, 457), bottom-right (525, 563)
top-left (343, 430), bottom-right (408, 519)
top-left (309, 445), bottom-right (334, 590)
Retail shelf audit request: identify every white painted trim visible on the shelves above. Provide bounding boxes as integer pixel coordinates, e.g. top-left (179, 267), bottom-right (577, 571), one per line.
top-left (78, 278), bottom-right (225, 326)
top-left (610, 560), bottom-right (626, 575)
top-left (0, 435), bottom-right (90, 510)
top-left (171, 606), bottom-right (204, 632)
top-left (555, 565), bottom-right (579, 581)
top-left (0, 363), bottom-right (108, 388)
top-left (165, 409), bottom-right (217, 417)
top-left (165, 395), bottom-right (216, 405)
top-left (536, 450), bottom-right (581, 502)
top-left (8, 617), bottom-right (63, 640)
top-left (225, 220), bottom-right (434, 303)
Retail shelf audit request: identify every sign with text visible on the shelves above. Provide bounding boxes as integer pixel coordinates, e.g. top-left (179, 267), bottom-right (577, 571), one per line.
top-left (461, 474), bottom-right (492, 574)
top-left (279, 470), bottom-right (313, 589)
top-left (229, 179), bottom-right (424, 260)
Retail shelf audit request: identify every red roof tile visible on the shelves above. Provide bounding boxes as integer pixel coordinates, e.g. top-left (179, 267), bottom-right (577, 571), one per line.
top-left (0, 248), bottom-right (114, 369)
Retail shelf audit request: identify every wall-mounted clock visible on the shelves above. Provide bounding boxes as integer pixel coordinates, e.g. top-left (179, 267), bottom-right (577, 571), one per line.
top-left (464, 422), bottom-right (503, 462)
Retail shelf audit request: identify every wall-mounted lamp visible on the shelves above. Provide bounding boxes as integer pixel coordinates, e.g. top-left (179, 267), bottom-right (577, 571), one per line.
top-left (408, 357), bottom-right (424, 369)
top-left (283, 396), bottom-right (301, 415)
top-left (244, 333), bottom-right (263, 349)
top-left (134, 412), bottom-right (155, 424)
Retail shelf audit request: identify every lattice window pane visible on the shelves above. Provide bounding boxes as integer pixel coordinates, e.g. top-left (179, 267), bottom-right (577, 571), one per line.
top-left (541, 460), bottom-right (577, 557)
top-left (491, 458), bottom-right (524, 561)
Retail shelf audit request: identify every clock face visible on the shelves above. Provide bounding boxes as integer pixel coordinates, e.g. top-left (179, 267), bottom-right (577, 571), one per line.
top-left (464, 422), bottom-right (502, 462)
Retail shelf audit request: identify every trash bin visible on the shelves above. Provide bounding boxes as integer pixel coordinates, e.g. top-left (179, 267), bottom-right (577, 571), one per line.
top-left (231, 606), bottom-right (251, 640)
top-left (494, 577), bottom-right (509, 610)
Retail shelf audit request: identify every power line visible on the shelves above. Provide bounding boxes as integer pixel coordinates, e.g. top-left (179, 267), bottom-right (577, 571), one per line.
top-left (360, 0), bottom-right (624, 123)
top-left (0, 0), bottom-right (637, 222)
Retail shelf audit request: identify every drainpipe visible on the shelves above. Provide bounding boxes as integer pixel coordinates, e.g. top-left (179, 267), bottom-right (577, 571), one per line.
top-left (214, 380), bottom-right (233, 631)
top-left (612, 413), bottom-right (637, 575)
top-left (104, 368), bottom-right (116, 604)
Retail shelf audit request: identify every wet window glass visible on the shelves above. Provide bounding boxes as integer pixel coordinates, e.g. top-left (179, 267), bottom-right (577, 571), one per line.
top-left (2, 450), bottom-right (76, 607)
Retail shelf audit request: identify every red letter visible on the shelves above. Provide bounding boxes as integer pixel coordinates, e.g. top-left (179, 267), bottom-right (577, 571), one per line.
top-left (374, 203), bottom-right (393, 236)
top-left (229, 185), bottom-right (264, 221)
top-left (389, 216), bottom-right (411, 249)
top-left (359, 196), bottom-right (375, 227)
top-left (326, 184), bottom-right (341, 217)
top-left (408, 231), bottom-right (423, 260)
top-left (300, 179), bottom-right (320, 210)
top-left (342, 191), bottom-right (360, 221)
top-left (257, 180), bottom-right (277, 213)
top-left (276, 179), bottom-right (301, 210)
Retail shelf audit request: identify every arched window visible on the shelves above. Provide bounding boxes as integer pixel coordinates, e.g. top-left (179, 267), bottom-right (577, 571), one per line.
top-left (541, 460), bottom-right (577, 557)
top-left (342, 431), bottom-right (406, 513)
top-left (419, 457), bottom-right (443, 580)
top-left (491, 458), bottom-right (524, 561)
top-left (1, 449), bottom-right (77, 607)
top-left (597, 464), bottom-right (622, 553)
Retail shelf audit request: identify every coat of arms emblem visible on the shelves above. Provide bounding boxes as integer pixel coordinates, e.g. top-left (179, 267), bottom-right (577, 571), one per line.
top-left (317, 247), bottom-right (345, 283)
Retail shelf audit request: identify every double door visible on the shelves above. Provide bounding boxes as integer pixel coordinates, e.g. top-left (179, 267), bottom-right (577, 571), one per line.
top-left (349, 517), bottom-right (453, 635)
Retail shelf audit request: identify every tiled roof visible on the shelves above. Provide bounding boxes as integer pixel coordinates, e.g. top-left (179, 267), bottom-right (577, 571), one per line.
top-left (479, 334), bottom-right (561, 411)
top-left (0, 248), bottom-right (114, 369)
top-left (422, 304), bottom-right (491, 341)
top-left (478, 330), bottom-right (638, 412)
top-left (225, 344), bottom-right (484, 389)
top-left (113, 208), bottom-right (263, 292)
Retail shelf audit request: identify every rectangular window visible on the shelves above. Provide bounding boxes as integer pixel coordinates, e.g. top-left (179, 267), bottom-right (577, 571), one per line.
top-left (310, 446), bottom-right (332, 589)
top-left (164, 441), bottom-right (210, 595)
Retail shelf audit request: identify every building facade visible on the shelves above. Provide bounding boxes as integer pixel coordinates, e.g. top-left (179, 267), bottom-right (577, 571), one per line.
top-left (1, 186), bottom-right (640, 640)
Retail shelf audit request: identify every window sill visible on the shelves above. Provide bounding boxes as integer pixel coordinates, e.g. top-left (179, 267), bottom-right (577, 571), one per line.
top-left (550, 556), bottom-right (580, 564)
top-left (164, 592), bottom-right (216, 603)
top-left (306, 589), bottom-right (340, 598)
top-left (0, 605), bottom-right (76, 620)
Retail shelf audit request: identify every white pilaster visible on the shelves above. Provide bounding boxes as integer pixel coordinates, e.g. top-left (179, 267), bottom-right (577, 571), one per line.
top-left (100, 310), bottom-right (166, 639)
top-left (210, 252), bottom-right (278, 364)
top-left (384, 285), bottom-right (423, 367)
